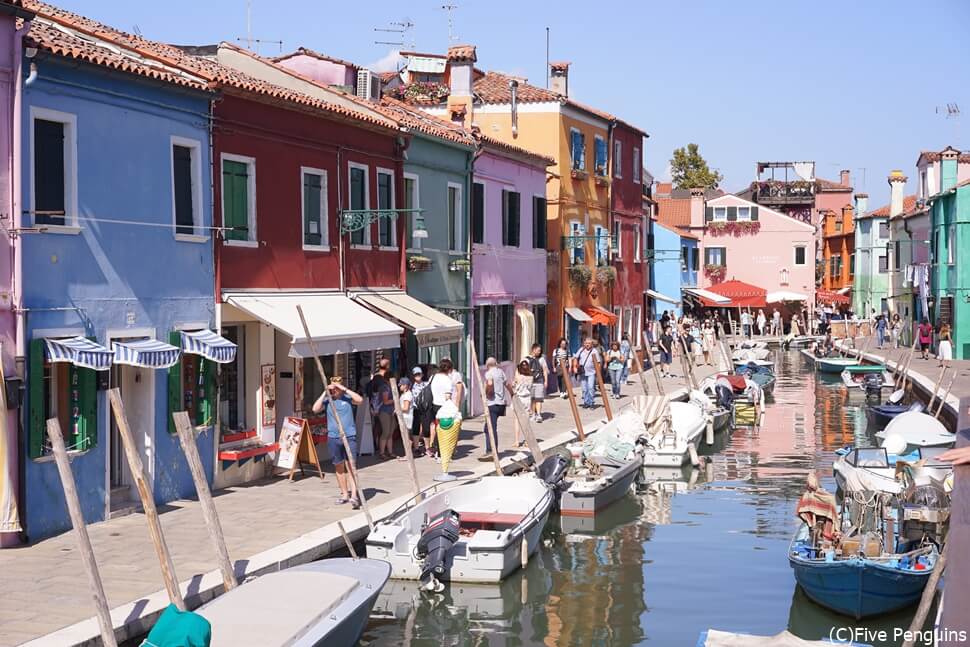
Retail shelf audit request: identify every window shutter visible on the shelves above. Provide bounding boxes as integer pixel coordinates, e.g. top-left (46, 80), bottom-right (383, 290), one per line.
top-left (501, 190), bottom-right (509, 246)
top-left (28, 338), bottom-right (45, 459)
top-left (727, 206), bottom-right (737, 221)
top-left (533, 196), bottom-right (547, 249)
top-left (510, 192), bottom-right (520, 247)
top-left (705, 207), bottom-right (713, 222)
top-left (198, 359), bottom-right (215, 428)
top-left (168, 331), bottom-right (182, 435)
top-left (750, 206), bottom-right (759, 221)
top-left (77, 345), bottom-right (97, 451)
top-left (704, 247), bottom-right (710, 265)
top-left (723, 248), bottom-right (727, 266)
top-left (692, 247), bottom-right (699, 271)
top-left (472, 182), bottom-right (484, 244)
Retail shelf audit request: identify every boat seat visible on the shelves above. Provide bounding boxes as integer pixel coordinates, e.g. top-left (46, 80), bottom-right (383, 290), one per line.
top-left (458, 512), bottom-right (526, 529)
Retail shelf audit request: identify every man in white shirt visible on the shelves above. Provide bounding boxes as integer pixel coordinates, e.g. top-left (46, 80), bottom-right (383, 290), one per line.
top-left (428, 357), bottom-right (463, 460)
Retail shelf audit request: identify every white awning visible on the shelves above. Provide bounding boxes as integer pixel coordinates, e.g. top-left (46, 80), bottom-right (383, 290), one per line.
top-left (837, 286), bottom-right (851, 295)
top-left (224, 292), bottom-right (403, 358)
top-left (45, 336), bottom-right (114, 371)
top-left (352, 290), bottom-right (463, 348)
top-left (407, 56), bottom-right (446, 74)
top-left (683, 288), bottom-right (730, 304)
top-left (646, 289), bottom-right (680, 305)
top-left (564, 307), bottom-right (592, 322)
top-left (767, 291), bottom-right (808, 302)
top-left (181, 330), bottom-right (237, 364)
top-left (517, 307), bottom-right (535, 360)
top-left (113, 338), bottom-right (181, 369)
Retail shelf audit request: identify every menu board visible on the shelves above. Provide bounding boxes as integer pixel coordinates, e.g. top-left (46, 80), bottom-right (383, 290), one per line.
top-left (276, 416), bottom-right (304, 471)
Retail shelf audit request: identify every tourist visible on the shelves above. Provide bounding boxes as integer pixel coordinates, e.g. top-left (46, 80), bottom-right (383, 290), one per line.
top-left (658, 326), bottom-right (674, 377)
top-left (702, 321), bottom-right (715, 366)
top-left (772, 309), bottom-right (781, 336)
top-left (890, 313), bottom-right (902, 349)
top-left (874, 313), bottom-right (887, 349)
top-left (398, 377), bottom-right (414, 456)
top-left (527, 343), bottom-right (549, 423)
top-left (691, 321), bottom-right (703, 363)
top-left (482, 357), bottom-right (506, 458)
top-left (572, 337), bottom-right (601, 408)
top-left (409, 366), bottom-right (431, 456)
top-left (741, 309), bottom-right (752, 339)
top-left (790, 315), bottom-right (801, 337)
top-left (428, 358), bottom-right (463, 460)
top-left (370, 358), bottom-right (396, 460)
top-left (938, 322), bottom-right (953, 365)
top-left (756, 309), bottom-right (767, 336)
top-left (606, 341), bottom-right (625, 399)
top-left (918, 317), bottom-right (933, 360)
top-left (513, 360), bottom-right (534, 446)
top-left (312, 376), bottom-right (362, 509)
top-left (619, 333), bottom-right (632, 385)
top-left (553, 337), bottom-right (570, 398)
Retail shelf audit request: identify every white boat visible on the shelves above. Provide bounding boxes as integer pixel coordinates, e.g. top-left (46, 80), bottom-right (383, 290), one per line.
top-left (833, 446), bottom-right (953, 495)
top-left (732, 347), bottom-right (771, 361)
top-left (365, 473), bottom-right (556, 589)
top-left (636, 397), bottom-right (707, 467)
top-left (689, 388), bottom-right (731, 433)
top-left (874, 411), bottom-right (956, 448)
top-left (194, 558), bottom-right (390, 647)
top-left (558, 418), bottom-right (643, 518)
top-left (732, 358), bottom-right (774, 369)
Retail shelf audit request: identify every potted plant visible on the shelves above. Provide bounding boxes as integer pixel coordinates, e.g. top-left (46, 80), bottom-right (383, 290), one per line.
top-left (596, 266), bottom-right (616, 285)
top-left (448, 258), bottom-right (471, 273)
top-left (407, 254), bottom-right (433, 272)
top-left (704, 264), bottom-right (726, 283)
top-left (568, 264), bottom-right (592, 289)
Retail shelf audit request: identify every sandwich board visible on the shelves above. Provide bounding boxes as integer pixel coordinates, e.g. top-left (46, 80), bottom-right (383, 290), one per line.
top-left (276, 416), bottom-right (324, 481)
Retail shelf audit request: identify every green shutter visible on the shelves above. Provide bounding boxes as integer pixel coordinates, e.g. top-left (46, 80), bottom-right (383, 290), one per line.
top-left (727, 206), bottom-right (737, 221)
top-left (705, 206), bottom-right (713, 222)
top-left (76, 363), bottom-right (97, 451)
top-left (198, 359), bottom-right (215, 428)
top-left (222, 160), bottom-right (248, 241)
top-left (168, 331), bottom-right (182, 435)
top-left (510, 192), bottom-right (520, 247)
top-left (28, 338), bottom-right (45, 459)
top-left (750, 206), bottom-right (759, 221)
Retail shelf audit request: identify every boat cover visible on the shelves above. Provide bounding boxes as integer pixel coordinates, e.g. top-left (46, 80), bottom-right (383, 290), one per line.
top-left (583, 411), bottom-right (640, 462)
top-left (702, 629), bottom-right (868, 646)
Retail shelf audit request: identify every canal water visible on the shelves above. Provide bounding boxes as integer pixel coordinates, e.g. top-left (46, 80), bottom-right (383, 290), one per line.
top-left (360, 350), bottom-right (929, 646)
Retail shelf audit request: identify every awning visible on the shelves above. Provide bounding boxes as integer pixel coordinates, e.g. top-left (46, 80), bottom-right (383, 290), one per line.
top-left (565, 307), bottom-right (592, 322)
top-left (181, 330), bottom-right (237, 364)
top-left (45, 336), bottom-right (114, 371)
top-left (582, 306), bottom-right (617, 326)
top-left (113, 338), bottom-right (181, 369)
top-left (694, 280), bottom-right (767, 308)
top-left (767, 290), bottom-right (808, 302)
top-left (837, 286), bottom-right (851, 295)
top-left (817, 289), bottom-right (850, 305)
top-left (683, 288), bottom-right (730, 305)
top-left (224, 292), bottom-right (403, 358)
top-left (646, 289), bottom-right (680, 305)
top-left (352, 290), bottom-right (463, 348)
top-left (517, 307), bottom-right (536, 360)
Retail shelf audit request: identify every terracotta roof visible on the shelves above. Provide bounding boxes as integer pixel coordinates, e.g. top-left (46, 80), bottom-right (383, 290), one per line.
top-left (917, 147), bottom-right (970, 165)
top-left (655, 196), bottom-right (692, 229)
top-left (816, 177), bottom-right (852, 191)
top-left (655, 220), bottom-right (697, 240)
top-left (271, 47), bottom-right (359, 70)
top-left (868, 194), bottom-right (917, 218)
top-left (446, 44), bottom-right (476, 62)
top-left (379, 71), bottom-right (398, 82)
top-left (473, 70), bottom-right (616, 123)
top-left (549, 61), bottom-right (571, 71)
top-left (478, 134), bottom-right (555, 167)
top-left (375, 96), bottom-right (475, 147)
top-left (655, 182), bottom-right (673, 196)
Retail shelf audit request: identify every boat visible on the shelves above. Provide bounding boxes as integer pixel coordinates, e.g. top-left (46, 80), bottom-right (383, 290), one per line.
top-left (816, 356), bottom-right (859, 373)
top-left (636, 397), bottom-right (707, 466)
top-left (874, 410), bottom-right (956, 449)
top-left (731, 358), bottom-right (773, 369)
top-left (365, 470), bottom-right (559, 589)
top-left (696, 628), bottom-right (872, 646)
top-left (832, 445), bottom-right (953, 495)
top-left (734, 362), bottom-right (776, 396)
top-left (840, 365), bottom-right (893, 391)
top-left (689, 388), bottom-right (731, 433)
top-left (866, 393), bottom-right (923, 426)
top-left (732, 347), bottom-right (771, 362)
top-left (189, 558), bottom-right (391, 647)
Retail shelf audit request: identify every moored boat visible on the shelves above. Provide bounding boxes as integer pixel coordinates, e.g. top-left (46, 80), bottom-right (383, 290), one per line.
top-left (734, 362), bottom-right (776, 396)
top-left (697, 628), bottom-right (872, 646)
top-left (816, 356), bottom-right (858, 373)
top-left (866, 400), bottom-right (922, 426)
top-left (839, 364), bottom-right (893, 390)
top-left (832, 445), bottom-right (952, 495)
top-left (874, 410), bottom-right (956, 449)
top-left (635, 396), bottom-right (707, 467)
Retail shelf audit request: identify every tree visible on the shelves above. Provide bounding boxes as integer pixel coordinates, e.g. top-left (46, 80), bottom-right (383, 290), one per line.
top-left (670, 143), bottom-right (723, 190)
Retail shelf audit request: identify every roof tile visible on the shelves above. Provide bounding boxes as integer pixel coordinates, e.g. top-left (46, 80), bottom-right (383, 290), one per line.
top-left (868, 194), bottom-right (917, 218)
top-left (655, 196), bottom-right (692, 229)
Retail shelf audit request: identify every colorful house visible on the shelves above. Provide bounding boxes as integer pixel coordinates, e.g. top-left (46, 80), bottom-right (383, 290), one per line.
top-left (820, 204), bottom-right (855, 293)
top-left (648, 222), bottom-right (697, 318)
top-left (852, 174), bottom-right (898, 316)
top-left (18, 8), bottom-right (220, 539)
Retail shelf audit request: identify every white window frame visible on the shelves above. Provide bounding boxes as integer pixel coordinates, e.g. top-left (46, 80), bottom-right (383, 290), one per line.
top-left (737, 206), bottom-right (751, 221)
top-left (447, 181), bottom-right (463, 252)
top-left (405, 172), bottom-right (422, 251)
top-left (347, 161), bottom-right (370, 248)
top-left (170, 136), bottom-right (207, 242)
top-left (594, 134), bottom-right (607, 176)
top-left (376, 167), bottom-right (397, 250)
top-left (570, 128), bottom-right (585, 171)
top-left (29, 106), bottom-right (79, 234)
top-left (569, 220), bottom-right (584, 264)
top-left (633, 146), bottom-right (641, 184)
top-left (220, 152), bottom-right (257, 247)
top-left (706, 246), bottom-right (725, 266)
top-left (300, 166), bottom-right (329, 252)
top-left (794, 244), bottom-right (808, 266)
top-left (634, 222), bottom-right (642, 263)
top-left (632, 305), bottom-right (642, 345)
top-left (713, 206), bottom-right (727, 222)
top-left (611, 220), bottom-right (621, 259)
top-left (614, 306), bottom-right (623, 339)
top-left (613, 140), bottom-right (622, 178)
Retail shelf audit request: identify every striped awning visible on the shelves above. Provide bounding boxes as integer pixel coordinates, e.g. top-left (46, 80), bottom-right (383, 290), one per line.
top-left (44, 336), bottom-right (114, 371)
top-left (113, 338), bottom-right (181, 369)
top-left (180, 330), bottom-right (237, 364)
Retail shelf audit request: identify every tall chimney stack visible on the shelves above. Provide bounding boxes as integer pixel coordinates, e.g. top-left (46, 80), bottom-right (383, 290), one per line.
top-left (689, 188), bottom-right (706, 230)
top-left (549, 61), bottom-right (570, 98)
top-left (446, 44), bottom-right (476, 127)
top-left (888, 170), bottom-right (907, 217)
top-left (840, 169), bottom-right (850, 187)
top-left (854, 192), bottom-right (869, 218)
top-left (940, 146), bottom-right (959, 192)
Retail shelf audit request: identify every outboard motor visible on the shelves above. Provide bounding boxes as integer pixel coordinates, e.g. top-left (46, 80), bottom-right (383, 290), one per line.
top-left (862, 373), bottom-right (883, 399)
top-left (715, 383), bottom-right (734, 410)
top-left (538, 454), bottom-right (569, 488)
top-left (416, 509), bottom-right (461, 592)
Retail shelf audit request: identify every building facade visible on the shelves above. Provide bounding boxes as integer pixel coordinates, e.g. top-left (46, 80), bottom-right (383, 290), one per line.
top-left (649, 222), bottom-right (696, 318)
top-left (821, 203), bottom-right (855, 292)
top-left (929, 149), bottom-right (970, 358)
top-left (852, 175), bottom-right (896, 316)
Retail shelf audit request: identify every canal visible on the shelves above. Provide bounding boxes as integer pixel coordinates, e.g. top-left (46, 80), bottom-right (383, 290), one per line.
top-left (360, 349), bottom-right (930, 646)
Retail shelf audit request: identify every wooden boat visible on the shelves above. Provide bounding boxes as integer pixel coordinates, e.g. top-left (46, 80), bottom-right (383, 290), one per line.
top-left (365, 473), bottom-right (557, 588)
top-left (697, 628), bottom-right (871, 646)
top-left (638, 399), bottom-right (707, 467)
top-left (840, 365), bottom-right (893, 390)
top-left (193, 558), bottom-right (390, 647)
top-left (558, 417), bottom-right (643, 518)
top-left (832, 446), bottom-right (952, 495)
top-left (874, 411), bottom-right (956, 449)
top-left (816, 356), bottom-right (859, 373)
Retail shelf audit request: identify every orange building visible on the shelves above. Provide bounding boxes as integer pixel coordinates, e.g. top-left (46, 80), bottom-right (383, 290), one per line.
top-left (821, 201), bottom-right (856, 292)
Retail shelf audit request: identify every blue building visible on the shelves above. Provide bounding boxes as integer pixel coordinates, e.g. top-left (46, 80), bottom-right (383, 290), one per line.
top-left (648, 222), bottom-right (697, 317)
top-left (19, 17), bottom-right (226, 539)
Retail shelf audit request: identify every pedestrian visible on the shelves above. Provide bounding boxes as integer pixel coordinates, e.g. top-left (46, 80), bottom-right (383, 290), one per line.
top-left (790, 315), bottom-right (801, 337)
top-left (527, 343), bottom-right (549, 423)
top-left (428, 358), bottom-right (463, 461)
top-left (875, 313), bottom-right (887, 349)
top-left (771, 309), bottom-right (781, 336)
top-left (702, 321), bottom-right (715, 366)
top-left (398, 377), bottom-right (415, 456)
top-left (571, 337), bottom-right (601, 408)
top-left (890, 313), bottom-right (902, 349)
top-left (369, 358), bottom-right (396, 460)
top-left (312, 376), bottom-right (362, 509)
top-left (658, 326), bottom-right (674, 377)
top-left (619, 333), bottom-right (632, 385)
top-left (482, 357), bottom-right (506, 459)
top-left (553, 337), bottom-right (570, 398)
top-left (756, 309), bottom-right (767, 336)
top-left (606, 341), bottom-right (625, 398)
top-left (409, 366), bottom-right (431, 456)
top-left (741, 309), bottom-right (752, 339)
top-left (938, 322), bottom-right (953, 365)
top-left (690, 321), bottom-right (703, 363)
top-left (918, 317), bottom-right (933, 360)
top-left (513, 360), bottom-right (533, 446)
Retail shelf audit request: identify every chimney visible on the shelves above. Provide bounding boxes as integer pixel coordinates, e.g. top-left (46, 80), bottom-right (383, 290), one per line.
top-left (940, 146), bottom-right (959, 192)
top-left (689, 188), bottom-right (706, 230)
top-left (854, 192), bottom-right (869, 218)
top-left (888, 170), bottom-right (907, 217)
top-left (446, 44), bottom-right (476, 127)
top-left (550, 61), bottom-right (570, 98)
top-left (840, 169), bottom-right (850, 187)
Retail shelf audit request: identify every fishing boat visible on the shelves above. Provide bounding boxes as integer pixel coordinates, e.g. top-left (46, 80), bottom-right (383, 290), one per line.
top-left (874, 410), bottom-right (956, 449)
top-left (365, 470), bottom-right (559, 589)
top-left (637, 397), bottom-right (707, 466)
top-left (840, 364), bottom-right (893, 390)
top-left (816, 356), bottom-right (858, 373)
top-left (188, 558), bottom-right (391, 647)
top-left (832, 445), bottom-right (952, 495)
top-left (735, 362), bottom-right (776, 396)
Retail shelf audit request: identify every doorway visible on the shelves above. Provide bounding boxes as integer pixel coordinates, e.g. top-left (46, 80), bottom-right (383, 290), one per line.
top-left (108, 343), bottom-right (156, 517)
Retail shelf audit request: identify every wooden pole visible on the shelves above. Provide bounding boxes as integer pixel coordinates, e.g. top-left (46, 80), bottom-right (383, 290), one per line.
top-left (46, 419), bottom-right (119, 647)
top-left (679, 335), bottom-right (698, 390)
top-left (337, 521), bottom-right (359, 559)
top-left (630, 345), bottom-right (651, 397)
top-left (896, 335), bottom-right (919, 389)
top-left (642, 331), bottom-right (664, 395)
top-left (592, 355), bottom-right (613, 421)
top-left (296, 305), bottom-right (375, 531)
top-left (389, 377), bottom-right (423, 497)
top-left (559, 358), bottom-right (585, 441)
top-left (935, 371), bottom-right (957, 419)
top-left (902, 334), bottom-right (921, 393)
top-left (172, 411), bottom-right (237, 592)
top-left (926, 362), bottom-right (948, 413)
top-left (901, 544), bottom-right (947, 647)
top-left (467, 340), bottom-right (502, 476)
top-left (504, 382), bottom-right (544, 460)
top-left (107, 389), bottom-right (185, 610)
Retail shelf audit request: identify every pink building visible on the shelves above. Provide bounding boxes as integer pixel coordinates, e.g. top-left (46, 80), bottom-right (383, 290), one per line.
top-left (272, 47), bottom-right (362, 94)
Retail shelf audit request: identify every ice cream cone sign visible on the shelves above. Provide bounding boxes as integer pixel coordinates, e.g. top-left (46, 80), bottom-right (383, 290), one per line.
top-left (435, 399), bottom-right (461, 478)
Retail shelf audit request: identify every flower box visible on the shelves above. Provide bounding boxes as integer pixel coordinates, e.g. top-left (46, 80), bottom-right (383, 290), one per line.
top-left (595, 175), bottom-right (610, 187)
top-left (570, 169), bottom-right (588, 180)
top-left (704, 264), bottom-right (726, 283)
top-left (448, 258), bottom-right (471, 273)
top-left (706, 221), bottom-right (761, 237)
top-left (568, 264), bottom-right (592, 289)
top-left (407, 255), bottom-right (433, 272)
top-left (595, 266), bottom-right (616, 286)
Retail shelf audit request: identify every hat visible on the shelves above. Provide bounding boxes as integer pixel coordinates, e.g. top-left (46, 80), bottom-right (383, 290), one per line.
top-left (400, 377), bottom-right (411, 388)
top-left (411, 366), bottom-right (423, 375)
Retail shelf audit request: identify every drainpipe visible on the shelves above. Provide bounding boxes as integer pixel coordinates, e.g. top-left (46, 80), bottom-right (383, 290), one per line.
top-left (337, 146), bottom-right (345, 293)
top-left (398, 133), bottom-right (410, 290)
top-left (606, 120), bottom-right (616, 320)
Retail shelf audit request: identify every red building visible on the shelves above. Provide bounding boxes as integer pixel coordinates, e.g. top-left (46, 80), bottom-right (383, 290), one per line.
top-left (610, 119), bottom-right (649, 346)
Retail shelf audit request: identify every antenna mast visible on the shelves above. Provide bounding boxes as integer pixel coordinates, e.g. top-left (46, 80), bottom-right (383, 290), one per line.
top-left (236, 0), bottom-right (283, 54)
top-left (440, 4), bottom-right (459, 43)
top-left (374, 19), bottom-right (415, 50)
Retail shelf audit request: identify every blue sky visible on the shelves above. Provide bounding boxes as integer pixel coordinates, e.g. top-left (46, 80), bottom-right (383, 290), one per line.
top-left (55, 0), bottom-right (970, 206)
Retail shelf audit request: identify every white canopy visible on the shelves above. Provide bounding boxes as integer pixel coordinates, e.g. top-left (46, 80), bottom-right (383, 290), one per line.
top-left (766, 291), bottom-right (808, 302)
top-left (351, 290), bottom-right (463, 348)
top-left (646, 289), bottom-right (680, 305)
top-left (683, 288), bottom-right (730, 304)
top-left (564, 307), bottom-right (592, 322)
top-left (224, 292), bottom-right (403, 358)
top-left (837, 286), bottom-right (851, 295)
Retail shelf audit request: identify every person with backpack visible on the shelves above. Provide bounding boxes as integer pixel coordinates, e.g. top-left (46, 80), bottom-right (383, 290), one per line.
top-left (482, 356), bottom-right (506, 459)
top-left (571, 337), bottom-right (601, 408)
top-left (370, 358), bottom-right (396, 460)
top-left (527, 343), bottom-right (549, 423)
top-left (409, 366), bottom-right (432, 457)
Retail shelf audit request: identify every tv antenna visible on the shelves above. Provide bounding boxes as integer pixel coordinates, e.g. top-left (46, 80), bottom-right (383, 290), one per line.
top-left (374, 18), bottom-right (415, 50)
top-left (936, 103), bottom-right (961, 146)
top-left (440, 4), bottom-right (459, 42)
top-left (236, 0), bottom-right (283, 54)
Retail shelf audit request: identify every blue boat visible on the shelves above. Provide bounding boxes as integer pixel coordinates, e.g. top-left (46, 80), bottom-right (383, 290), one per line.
top-left (734, 362), bottom-right (776, 396)
top-left (866, 401), bottom-right (922, 426)
top-left (788, 525), bottom-right (938, 619)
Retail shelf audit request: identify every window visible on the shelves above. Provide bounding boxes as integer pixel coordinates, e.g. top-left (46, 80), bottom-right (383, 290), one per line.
top-left (219, 326), bottom-right (245, 432)
top-left (713, 207), bottom-right (727, 222)
top-left (691, 246), bottom-right (699, 271)
top-left (705, 246), bottom-right (725, 266)
top-left (632, 305), bottom-right (642, 344)
top-left (404, 174), bottom-right (421, 249)
top-left (471, 181), bottom-right (485, 244)
top-left (920, 170), bottom-right (927, 199)
top-left (481, 305), bottom-right (513, 361)
top-left (533, 196), bottom-right (547, 249)
top-left (622, 308), bottom-right (632, 341)
top-left (878, 222), bottom-right (889, 239)
top-left (171, 138), bottom-right (203, 238)
top-left (28, 338), bottom-right (97, 458)
top-left (633, 146), bottom-right (641, 183)
top-left (681, 245), bottom-right (688, 270)
top-left (613, 140), bottom-right (622, 178)
top-left (835, 217), bottom-right (842, 233)
top-left (894, 240), bottom-right (901, 270)
top-left (570, 129), bottom-right (586, 171)
top-left (849, 253), bottom-right (855, 276)
top-left (31, 108), bottom-right (77, 229)
top-left (301, 167), bottom-right (328, 249)
top-left (166, 331), bottom-right (216, 432)
top-left (502, 189), bottom-right (521, 247)
top-left (594, 136), bottom-right (608, 176)
top-left (448, 183), bottom-right (462, 251)
top-left (534, 304), bottom-right (547, 351)
top-left (878, 254), bottom-right (888, 273)
top-left (348, 163), bottom-right (369, 246)
top-left (634, 223), bottom-right (642, 262)
top-left (222, 154), bottom-right (256, 244)
top-left (737, 206), bottom-right (751, 221)
top-left (376, 169), bottom-right (395, 248)
top-left (794, 245), bottom-right (807, 266)
top-left (947, 224), bottom-right (955, 265)
top-left (570, 221), bottom-right (585, 264)
top-left (595, 225), bottom-right (609, 266)
top-left (611, 220), bottom-right (621, 258)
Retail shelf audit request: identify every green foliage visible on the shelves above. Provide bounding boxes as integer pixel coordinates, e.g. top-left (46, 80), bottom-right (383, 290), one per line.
top-left (670, 143), bottom-right (723, 190)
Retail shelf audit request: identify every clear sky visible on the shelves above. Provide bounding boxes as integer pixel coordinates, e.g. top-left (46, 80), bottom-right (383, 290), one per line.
top-left (53, 0), bottom-right (970, 207)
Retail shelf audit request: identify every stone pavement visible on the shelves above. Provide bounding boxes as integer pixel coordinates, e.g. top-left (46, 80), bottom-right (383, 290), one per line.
top-left (1, 359), bottom-right (717, 647)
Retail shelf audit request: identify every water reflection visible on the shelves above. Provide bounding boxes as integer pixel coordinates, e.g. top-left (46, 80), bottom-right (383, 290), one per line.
top-left (361, 351), bottom-right (924, 647)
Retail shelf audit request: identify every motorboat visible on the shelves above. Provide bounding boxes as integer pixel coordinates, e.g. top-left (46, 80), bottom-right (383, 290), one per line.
top-left (731, 358), bottom-right (774, 369)
top-left (188, 558), bottom-right (391, 647)
top-left (816, 356), bottom-right (859, 374)
top-left (697, 629), bottom-right (872, 646)
top-left (732, 347), bottom-right (771, 362)
top-left (365, 471), bottom-right (558, 589)
top-left (688, 388), bottom-right (731, 434)
top-left (866, 400), bottom-right (922, 426)
top-left (840, 365), bottom-right (893, 391)
top-left (636, 397), bottom-right (707, 467)
top-left (734, 362), bottom-right (776, 396)
top-left (832, 445), bottom-right (953, 495)
top-left (874, 411), bottom-right (956, 449)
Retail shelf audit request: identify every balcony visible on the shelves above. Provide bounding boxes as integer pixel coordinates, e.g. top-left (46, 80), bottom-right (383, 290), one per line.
top-left (754, 180), bottom-right (815, 205)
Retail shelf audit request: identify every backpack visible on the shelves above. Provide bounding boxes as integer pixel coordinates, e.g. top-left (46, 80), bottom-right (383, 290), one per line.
top-left (412, 382), bottom-right (433, 413)
top-left (529, 356), bottom-right (544, 381)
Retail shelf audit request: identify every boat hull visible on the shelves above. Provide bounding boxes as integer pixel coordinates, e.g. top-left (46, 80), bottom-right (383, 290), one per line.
top-left (817, 358), bottom-right (858, 373)
top-left (560, 458), bottom-right (640, 517)
top-left (301, 558), bottom-right (391, 647)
